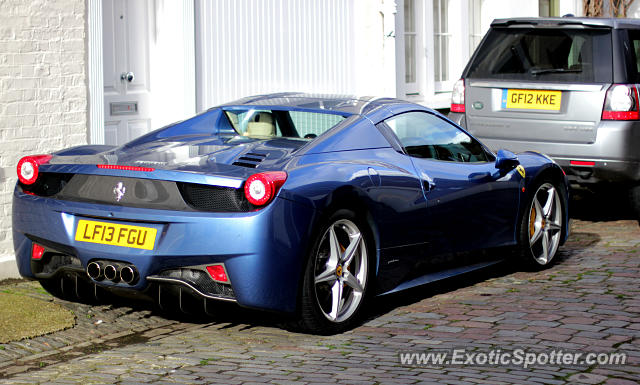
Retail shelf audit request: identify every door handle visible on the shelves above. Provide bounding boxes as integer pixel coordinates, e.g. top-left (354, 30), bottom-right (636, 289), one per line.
top-left (120, 72), bottom-right (135, 83)
top-left (422, 177), bottom-right (436, 192)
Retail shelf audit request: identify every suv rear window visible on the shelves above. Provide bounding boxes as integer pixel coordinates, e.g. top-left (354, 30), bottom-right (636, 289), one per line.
top-left (466, 27), bottom-right (613, 83)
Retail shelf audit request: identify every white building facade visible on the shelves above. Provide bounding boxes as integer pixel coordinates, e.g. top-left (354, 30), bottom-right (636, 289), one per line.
top-left (1, 0), bottom-right (638, 277)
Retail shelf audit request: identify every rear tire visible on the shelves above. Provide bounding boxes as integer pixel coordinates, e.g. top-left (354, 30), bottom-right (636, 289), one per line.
top-left (297, 209), bottom-right (373, 334)
top-left (517, 178), bottom-right (565, 269)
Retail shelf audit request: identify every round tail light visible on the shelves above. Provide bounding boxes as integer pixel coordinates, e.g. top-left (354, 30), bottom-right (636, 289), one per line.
top-left (602, 84), bottom-right (640, 120)
top-left (17, 155), bottom-right (52, 185)
top-left (244, 171), bottom-right (287, 206)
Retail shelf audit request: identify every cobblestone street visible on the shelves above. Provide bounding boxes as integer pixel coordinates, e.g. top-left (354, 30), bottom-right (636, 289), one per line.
top-left (0, 217), bottom-right (638, 384)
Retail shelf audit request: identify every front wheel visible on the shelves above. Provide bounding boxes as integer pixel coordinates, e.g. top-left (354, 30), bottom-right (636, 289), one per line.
top-left (518, 180), bottom-right (565, 268)
top-left (298, 210), bottom-right (372, 334)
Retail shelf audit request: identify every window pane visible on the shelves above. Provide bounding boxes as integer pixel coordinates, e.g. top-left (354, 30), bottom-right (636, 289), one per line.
top-left (626, 30), bottom-right (640, 82)
top-left (434, 35), bottom-right (441, 82)
top-left (539, 0), bottom-right (550, 17)
top-left (442, 34), bottom-right (448, 81)
top-left (434, 0), bottom-right (449, 84)
top-left (404, 0), bottom-right (415, 32)
top-left (404, 0), bottom-right (417, 84)
top-left (433, 0), bottom-right (440, 33)
top-left (405, 34), bottom-right (416, 83)
top-left (224, 109), bottom-right (345, 139)
top-left (289, 111), bottom-right (345, 138)
top-left (469, 0), bottom-right (482, 56)
top-left (385, 112), bottom-right (489, 162)
top-left (466, 28), bottom-right (613, 82)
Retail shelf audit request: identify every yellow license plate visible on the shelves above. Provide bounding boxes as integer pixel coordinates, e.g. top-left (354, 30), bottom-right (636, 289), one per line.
top-left (75, 219), bottom-right (157, 250)
top-left (502, 89), bottom-right (562, 111)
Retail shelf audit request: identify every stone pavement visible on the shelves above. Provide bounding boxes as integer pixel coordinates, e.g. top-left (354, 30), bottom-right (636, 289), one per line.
top-left (0, 218), bottom-right (638, 384)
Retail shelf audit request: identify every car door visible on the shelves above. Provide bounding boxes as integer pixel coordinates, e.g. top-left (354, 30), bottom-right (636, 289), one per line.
top-left (379, 111), bottom-right (522, 255)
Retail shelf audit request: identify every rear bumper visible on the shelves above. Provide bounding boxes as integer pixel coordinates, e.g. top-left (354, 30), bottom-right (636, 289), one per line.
top-left (553, 158), bottom-right (640, 186)
top-left (12, 186), bottom-right (316, 313)
top-left (448, 112), bottom-right (640, 186)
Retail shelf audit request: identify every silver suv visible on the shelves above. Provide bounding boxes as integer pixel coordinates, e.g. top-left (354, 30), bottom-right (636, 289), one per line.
top-left (448, 17), bottom-right (640, 219)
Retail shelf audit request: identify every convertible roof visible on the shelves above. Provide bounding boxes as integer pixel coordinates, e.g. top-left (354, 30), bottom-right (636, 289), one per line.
top-left (220, 92), bottom-right (407, 115)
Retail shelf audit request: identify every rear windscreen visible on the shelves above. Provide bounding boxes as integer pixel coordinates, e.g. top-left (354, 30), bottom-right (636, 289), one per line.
top-left (466, 27), bottom-right (613, 83)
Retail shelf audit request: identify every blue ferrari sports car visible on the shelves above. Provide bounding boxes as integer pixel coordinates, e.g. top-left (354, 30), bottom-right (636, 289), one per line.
top-left (13, 93), bottom-right (569, 333)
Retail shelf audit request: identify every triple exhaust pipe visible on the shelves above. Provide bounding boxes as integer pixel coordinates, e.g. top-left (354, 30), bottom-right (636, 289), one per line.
top-left (87, 261), bottom-right (139, 285)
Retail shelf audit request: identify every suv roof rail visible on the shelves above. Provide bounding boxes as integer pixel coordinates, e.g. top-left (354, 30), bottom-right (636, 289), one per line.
top-left (491, 17), bottom-right (618, 29)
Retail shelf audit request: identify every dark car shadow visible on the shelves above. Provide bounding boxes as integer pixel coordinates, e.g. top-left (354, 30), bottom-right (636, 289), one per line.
top-left (65, 191), bottom-right (625, 335)
top-left (170, 191), bottom-right (624, 332)
top-left (364, 214), bottom-right (604, 324)
top-left (367, 259), bottom-right (516, 320)
top-left (570, 188), bottom-right (636, 222)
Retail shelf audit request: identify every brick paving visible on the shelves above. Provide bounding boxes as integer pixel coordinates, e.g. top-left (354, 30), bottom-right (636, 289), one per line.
top-left (0, 218), bottom-right (638, 384)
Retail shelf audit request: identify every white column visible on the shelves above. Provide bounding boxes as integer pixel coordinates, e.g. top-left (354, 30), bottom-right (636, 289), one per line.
top-left (87, 0), bottom-right (105, 144)
top-left (183, 0), bottom-right (196, 117)
top-left (382, 0), bottom-right (398, 97)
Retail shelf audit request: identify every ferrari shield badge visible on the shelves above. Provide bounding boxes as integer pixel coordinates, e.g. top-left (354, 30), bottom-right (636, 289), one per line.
top-left (516, 165), bottom-right (526, 178)
top-left (113, 182), bottom-right (126, 202)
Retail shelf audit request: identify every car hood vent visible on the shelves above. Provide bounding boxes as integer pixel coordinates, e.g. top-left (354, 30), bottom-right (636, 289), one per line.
top-left (232, 152), bottom-right (268, 168)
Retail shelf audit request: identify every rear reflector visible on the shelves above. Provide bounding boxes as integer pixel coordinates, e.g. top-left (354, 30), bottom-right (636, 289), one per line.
top-left (97, 165), bottom-right (155, 172)
top-left (450, 103), bottom-right (465, 113)
top-left (206, 264), bottom-right (229, 283)
top-left (601, 110), bottom-right (640, 120)
top-left (32, 243), bottom-right (45, 260)
top-left (570, 160), bottom-right (595, 166)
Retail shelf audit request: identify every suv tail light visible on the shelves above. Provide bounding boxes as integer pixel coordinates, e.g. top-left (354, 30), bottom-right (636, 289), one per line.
top-left (17, 154), bottom-right (52, 185)
top-left (450, 79), bottom-right (465, 113)
top-left (244, 171), bottom-right (287, 206)
top-left (602, 84), bottom-right (639, 120)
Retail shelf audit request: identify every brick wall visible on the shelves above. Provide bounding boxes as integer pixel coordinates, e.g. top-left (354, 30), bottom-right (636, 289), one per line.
top-left (0, 0), bottom-right (88, 278)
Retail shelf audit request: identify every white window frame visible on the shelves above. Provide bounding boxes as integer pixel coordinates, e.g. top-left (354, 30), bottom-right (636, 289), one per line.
top-left (396, 0), bottom-right (426, 100)
top-left (404, 0), bottom-right (419, 96)
top-left (469, 0), bottom-right (483, 57)
top-left (396, 0), bottom-right (480, 108)
top-left (433, 0), bottom-right (453, 92)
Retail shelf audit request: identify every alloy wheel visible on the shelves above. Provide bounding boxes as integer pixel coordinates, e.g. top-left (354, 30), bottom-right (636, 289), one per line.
top-left (313, 219), bottom-right (368, 323)
top-left (528, 183), bottom-right (562, 265)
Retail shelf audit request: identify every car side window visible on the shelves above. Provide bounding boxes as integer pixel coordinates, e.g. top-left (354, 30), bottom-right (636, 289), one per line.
top-left (382, 111), bottom-right (492, 163)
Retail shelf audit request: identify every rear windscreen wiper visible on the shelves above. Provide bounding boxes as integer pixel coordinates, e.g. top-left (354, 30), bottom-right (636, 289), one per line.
top-left (530, 68), bottom-right (582, 75)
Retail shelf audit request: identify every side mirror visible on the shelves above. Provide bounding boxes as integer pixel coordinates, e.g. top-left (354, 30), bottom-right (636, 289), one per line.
top-left (495, 149), bottom-right (519, 170)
